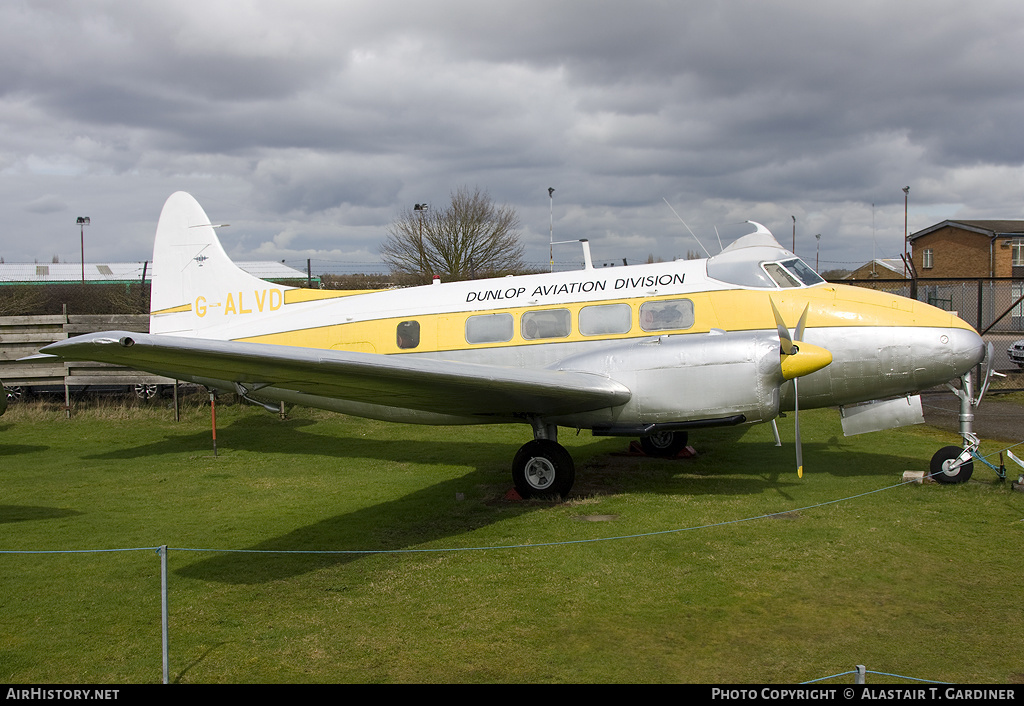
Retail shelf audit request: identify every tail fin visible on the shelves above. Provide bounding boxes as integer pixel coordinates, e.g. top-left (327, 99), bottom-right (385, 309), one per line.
top-left (149, 192), bottom-right (293, 337)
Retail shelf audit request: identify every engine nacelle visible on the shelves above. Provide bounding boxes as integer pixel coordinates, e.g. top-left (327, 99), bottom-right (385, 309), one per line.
top-left (549, 331), bottom-right (783, 429)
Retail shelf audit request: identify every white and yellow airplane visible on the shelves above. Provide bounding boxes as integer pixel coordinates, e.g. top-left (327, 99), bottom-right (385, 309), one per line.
top-left (40, 192), bottom-right (987, 496)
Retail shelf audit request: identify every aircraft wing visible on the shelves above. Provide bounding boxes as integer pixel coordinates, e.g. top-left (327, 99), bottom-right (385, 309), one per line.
top-left (38, 331), bottom-right (631, 418)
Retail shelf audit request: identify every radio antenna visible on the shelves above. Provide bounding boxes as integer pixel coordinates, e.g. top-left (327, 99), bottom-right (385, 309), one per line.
top-left (663, 198), bottom-right (710, 257)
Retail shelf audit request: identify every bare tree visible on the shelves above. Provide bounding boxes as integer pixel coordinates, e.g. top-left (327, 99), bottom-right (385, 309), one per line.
top-left (381, 186), bottom-right (524, 283)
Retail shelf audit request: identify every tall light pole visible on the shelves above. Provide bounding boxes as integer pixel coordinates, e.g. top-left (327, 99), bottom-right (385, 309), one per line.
top-left (815, 233), bottom-right (821, 273)
top-left (791, 215), bottom-right (796, 253)
top-left (548, 187), bottom-right (555, 272)
top-left (903, 186), bottom-right (910, 276)
top-left (413, 203), bottom-right (428, 279)
top-left (77, 216), bottom-right (90, 282)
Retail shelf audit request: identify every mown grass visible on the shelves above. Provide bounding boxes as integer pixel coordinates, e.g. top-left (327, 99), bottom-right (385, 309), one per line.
top-left (1, 395), bottom-right (1022, 684)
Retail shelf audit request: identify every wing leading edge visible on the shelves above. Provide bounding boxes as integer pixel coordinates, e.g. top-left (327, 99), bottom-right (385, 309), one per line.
top-left (39, 332), bottom-right (632, 419)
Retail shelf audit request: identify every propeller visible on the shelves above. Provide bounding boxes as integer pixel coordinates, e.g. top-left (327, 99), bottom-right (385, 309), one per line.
top-left (770, 300), bottom-right (833, 477)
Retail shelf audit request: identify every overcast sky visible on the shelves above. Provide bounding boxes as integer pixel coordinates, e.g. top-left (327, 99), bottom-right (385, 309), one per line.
top-left (2, 0), bottom-right (1023, 274)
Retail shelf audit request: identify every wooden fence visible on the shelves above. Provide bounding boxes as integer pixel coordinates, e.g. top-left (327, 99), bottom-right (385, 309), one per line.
top-left (0, 313), bottom-right (174, 397)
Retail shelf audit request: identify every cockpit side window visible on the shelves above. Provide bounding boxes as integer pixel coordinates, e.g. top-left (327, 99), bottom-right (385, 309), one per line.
top-left (763, 262), bottom-right (802, 288)
top-left (761, 259), bottom-right (825, 288)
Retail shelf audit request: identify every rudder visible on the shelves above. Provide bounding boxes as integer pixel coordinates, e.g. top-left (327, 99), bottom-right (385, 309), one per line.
top-left (149, 192), bottom-right (292, 337)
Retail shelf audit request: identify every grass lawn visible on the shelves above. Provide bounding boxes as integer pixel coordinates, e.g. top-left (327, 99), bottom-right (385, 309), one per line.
top-left (2, 395), bottom-right (1022, 684)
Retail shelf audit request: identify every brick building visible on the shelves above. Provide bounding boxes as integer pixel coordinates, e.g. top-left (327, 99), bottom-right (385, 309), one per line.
top-left (908, 220), bottom-right (1024, 278)
top-left (843, 258), bottom-right (908, 280)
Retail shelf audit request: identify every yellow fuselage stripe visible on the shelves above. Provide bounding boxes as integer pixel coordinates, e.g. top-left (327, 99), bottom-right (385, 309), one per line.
top-left (235, 284), bottom-right (973, 355)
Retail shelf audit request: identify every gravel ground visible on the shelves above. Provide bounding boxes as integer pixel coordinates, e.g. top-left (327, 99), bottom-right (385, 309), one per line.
top-left (921, 391), bottom-right (1024, 443)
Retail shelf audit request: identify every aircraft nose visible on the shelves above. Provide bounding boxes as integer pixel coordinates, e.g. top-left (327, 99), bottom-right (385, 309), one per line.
top-left (945, 326), bottom-right (986, 376)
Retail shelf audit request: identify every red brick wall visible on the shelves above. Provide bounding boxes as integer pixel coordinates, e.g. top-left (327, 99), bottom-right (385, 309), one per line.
top-left (912, 227), bottom-right (993, 277)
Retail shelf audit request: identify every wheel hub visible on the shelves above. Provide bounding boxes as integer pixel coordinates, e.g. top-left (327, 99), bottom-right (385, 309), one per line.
top-left (524, 457), bottom-right (556, 490)
top-left (648, 432), bottom-right (674, 449)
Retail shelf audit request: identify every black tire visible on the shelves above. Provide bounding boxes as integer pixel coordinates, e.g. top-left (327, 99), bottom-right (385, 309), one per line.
top-left (639, 431), bottom-right (689, 458)
top-left (930, 445), bottom-right (974, 484)
top-left (512, 439), bottom-right (576, 499)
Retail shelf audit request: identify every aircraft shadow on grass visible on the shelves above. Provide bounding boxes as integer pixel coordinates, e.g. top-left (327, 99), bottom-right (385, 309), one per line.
top-left (88, 416), bottom-right (935, 585)
top-left (0, 422), bottom-right (48, 457)
top-left (0, 505), bottom-right (82, 524)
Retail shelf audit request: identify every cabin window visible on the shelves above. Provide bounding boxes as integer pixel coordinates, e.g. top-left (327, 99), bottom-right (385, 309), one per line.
top-left (396, 320), bottom-right (420, 349)
top-left (466, 313), bottom-right (513, 344)
top-left (639, 299), bottom-right (695, 332)
top-left (922, 248), bottom-right (934, 269)
top-left (522, 309), bottom-right (571, 340)
top-left (579, 303), bottom-right (632, 336)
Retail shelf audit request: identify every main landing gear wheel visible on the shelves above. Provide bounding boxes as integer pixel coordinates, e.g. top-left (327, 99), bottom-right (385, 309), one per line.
top-left (512, 439), bottom-right (576, 499)
top-left (930, 445), bottom-right (974, 484)
top-left (639, 431), bottom-right (689, 458)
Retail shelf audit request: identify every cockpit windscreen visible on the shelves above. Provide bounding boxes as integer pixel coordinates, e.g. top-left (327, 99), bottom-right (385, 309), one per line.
top-left (707, 253), bottom-right (825, 289)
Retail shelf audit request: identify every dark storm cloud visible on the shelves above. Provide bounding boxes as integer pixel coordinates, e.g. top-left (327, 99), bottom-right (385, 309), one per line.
top-left (1, 0), bottom-right (1022, 270)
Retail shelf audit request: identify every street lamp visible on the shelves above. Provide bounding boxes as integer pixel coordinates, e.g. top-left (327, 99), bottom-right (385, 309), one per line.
top-left (548, 187), bottom-right (555, 272)
top-left (77, 216), bottom-right (90, 282)
top-left (413, 204), bottom-right (428, 279)
top-left (903, 186), bottom-right (910, 276)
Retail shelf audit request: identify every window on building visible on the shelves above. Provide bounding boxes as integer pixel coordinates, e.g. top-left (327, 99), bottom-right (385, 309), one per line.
top-left (1012, 239), bottom-right (1024, 267)
top-left (1012, 283), bottom-right (1024, 327)
top-left (922, 248), bottom-right (934, 269)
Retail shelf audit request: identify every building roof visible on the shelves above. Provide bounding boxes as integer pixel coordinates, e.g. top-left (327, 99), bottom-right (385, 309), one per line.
top-left (844, 258), bottom-right (908, 279)
top-left (0, 261), bottom-right (310, 284)
top-left (909, 219), bottom-right (1024, 241)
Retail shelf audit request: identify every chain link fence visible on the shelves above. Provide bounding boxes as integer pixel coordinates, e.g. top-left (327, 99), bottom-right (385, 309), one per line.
top-left (840, 277), bottom-right (1024, 374)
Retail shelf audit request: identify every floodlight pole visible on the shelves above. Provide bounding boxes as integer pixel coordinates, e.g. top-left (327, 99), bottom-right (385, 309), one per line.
top-left (903, 186), bottom-right (910, 276)
top-left (548, 187), bottom-right (555, 272)
top-left (815, 233), bottom-right (821, 273)
top-left (77, 216), bottom-right (90, 282)
top-left (414, 203), bottom-right (429, 279)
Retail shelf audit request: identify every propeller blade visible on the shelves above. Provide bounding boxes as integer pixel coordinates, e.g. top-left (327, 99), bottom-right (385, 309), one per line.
top-left (770, 299), bottom-right (795, 356)
top-left (794, 303), bottom-right (810, 342)
top-left (771, 299), bottom-right (825, 478)
top-left (794, 377), bottom-right (803, 478)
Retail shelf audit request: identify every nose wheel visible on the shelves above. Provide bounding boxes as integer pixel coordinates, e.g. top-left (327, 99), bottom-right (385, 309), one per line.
top-left (512, 439), bottom-right (575, 498)
top-left (930, 445), bottom-right (974, 484)
top-left (933, 367), bottom-right (987, 484)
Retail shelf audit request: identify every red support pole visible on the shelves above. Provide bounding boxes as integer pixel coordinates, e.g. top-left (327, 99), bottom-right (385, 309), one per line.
top-left (209, 390), bottom-right (218, 457)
